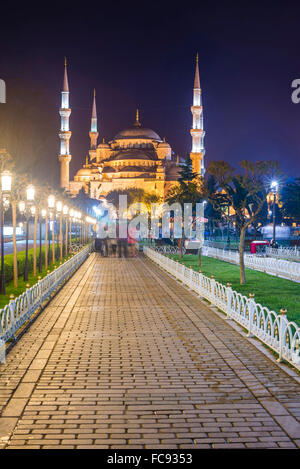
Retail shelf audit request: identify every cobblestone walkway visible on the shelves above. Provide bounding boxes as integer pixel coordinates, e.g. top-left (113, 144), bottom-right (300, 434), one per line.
top-left (0, 253), bottom-right (300, 449)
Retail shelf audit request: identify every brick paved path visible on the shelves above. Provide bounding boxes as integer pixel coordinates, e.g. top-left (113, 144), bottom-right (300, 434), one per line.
top-left (0, 253), bottom-right (300, 449)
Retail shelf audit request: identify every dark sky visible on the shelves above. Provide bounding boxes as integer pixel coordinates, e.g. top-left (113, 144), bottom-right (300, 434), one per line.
top-left (0, 0), bottom-right (300, 186)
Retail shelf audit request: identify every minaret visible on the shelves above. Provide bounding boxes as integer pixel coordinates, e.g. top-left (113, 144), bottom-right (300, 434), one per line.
top-left (89, 89), bottom-right (98, 161)
top-left (190, 53), bottom-right (205, 175)
top-left (58, 58), bottom-right (72, 189)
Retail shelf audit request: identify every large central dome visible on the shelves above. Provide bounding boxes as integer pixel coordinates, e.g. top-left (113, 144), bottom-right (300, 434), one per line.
top-left (114, 109), bottom-right (162, 142)
top-left (114, 126), bottom-right (162, 141)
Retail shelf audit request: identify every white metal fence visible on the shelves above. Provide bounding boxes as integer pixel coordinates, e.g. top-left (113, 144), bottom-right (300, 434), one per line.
top-left (154, 245), bottom-right (300, 282)
top-left (202, 246), bottom-right (300, 283)
top-left (266, 246), bottom-right (300, 261)
top-left (144, 246), bottom-right (300, 370)
top-left (0, 246), bottom-right (90, 347)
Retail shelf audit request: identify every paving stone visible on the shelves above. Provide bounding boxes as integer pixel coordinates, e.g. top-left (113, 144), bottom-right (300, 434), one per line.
top-left (0, 254), bottom-right (299, 449)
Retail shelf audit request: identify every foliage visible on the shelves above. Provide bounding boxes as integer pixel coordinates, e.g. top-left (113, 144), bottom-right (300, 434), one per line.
top-left (2, 245), bottom-right (62, 285)
top-left (166, 153), bottom-right (203, 206)
top-left (166, 154), bottom-right (204, 259)
top-left (203, 160), bottom-right (281, 283)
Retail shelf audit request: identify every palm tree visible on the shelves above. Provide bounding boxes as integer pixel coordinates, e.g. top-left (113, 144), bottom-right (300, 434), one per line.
top-left (166, 154), bottom-right (204, 260)
top-left (204, 160), bottom-right (281, 284)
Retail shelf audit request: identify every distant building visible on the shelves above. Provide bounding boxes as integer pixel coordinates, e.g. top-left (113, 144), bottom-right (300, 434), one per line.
top-left (58, 56), bottom-right (205, 199)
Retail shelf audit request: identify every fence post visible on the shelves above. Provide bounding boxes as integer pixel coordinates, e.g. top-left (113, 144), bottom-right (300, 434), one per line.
top-left (198, 270), bottom-right (203, 297)
top-left (277, 308), bottom-right (287, 363)
top-left (247, 293), bottom-right (255, 337)
top-left (189, 265), bottom-right (194, 289)
top-left (9, 294), bottom-right (16, 338)
top-left (210, 275), bottom-right (216, 303)
top-left (226, 282), bottom-right (232, 320)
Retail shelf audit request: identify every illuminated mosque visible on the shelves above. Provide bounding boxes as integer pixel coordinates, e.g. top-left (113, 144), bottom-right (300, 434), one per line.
top-left (58, 56), bottom-right (205, 200)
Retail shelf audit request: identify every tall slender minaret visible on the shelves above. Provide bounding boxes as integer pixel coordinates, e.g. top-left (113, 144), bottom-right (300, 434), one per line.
top-left (58, 58), bottom-right (72, 189)
top-left (190, 53), bottom-right (205, 175)
top-left (89, 89), bottom-right (98, 161)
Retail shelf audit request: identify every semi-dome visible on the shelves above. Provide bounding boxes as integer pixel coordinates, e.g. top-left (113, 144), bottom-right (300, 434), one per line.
top-left (113, 149), bottom-right (157, 161)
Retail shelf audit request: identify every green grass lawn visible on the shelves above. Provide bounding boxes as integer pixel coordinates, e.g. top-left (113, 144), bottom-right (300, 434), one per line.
top-left (169, 254), bottom-right (300, 325)
top-left (0, 256), bottom-right (70, 309)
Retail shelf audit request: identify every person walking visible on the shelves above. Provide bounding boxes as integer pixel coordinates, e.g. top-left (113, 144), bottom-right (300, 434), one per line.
top-left (117, 220), bottom-right (128, 258)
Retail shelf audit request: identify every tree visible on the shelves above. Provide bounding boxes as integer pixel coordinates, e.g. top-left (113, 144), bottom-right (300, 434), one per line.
top-left (0, 150), bottom-right (15, 288)
top-left (204, 160), bottom-right (281, 284)
top-left (166, 154), bottom-right (204, 260)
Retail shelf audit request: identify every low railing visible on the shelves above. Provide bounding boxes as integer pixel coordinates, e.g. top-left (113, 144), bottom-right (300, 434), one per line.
top-left (203, 239), bottom-right (242, 251)
top-left (144, 246), bottom-right (300, 370)
top-left (202, 246), bottom-right (300, 283)
top-left (0, 246), bottom-right (90, 347)
top-left (266, 246), bottom-right (300, 261)
top-left (155, 246), bottom-right (180, 255)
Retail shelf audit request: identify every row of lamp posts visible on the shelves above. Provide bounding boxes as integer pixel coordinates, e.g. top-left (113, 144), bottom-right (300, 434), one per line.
top-left (0, 173), bottom-right (96, 295)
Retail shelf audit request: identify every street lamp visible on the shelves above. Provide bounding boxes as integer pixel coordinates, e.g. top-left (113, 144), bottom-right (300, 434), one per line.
top-left (69, 209), bottom-right (74, 249)
top-left (48, 195), bottom-right (55, 264)
top-left (19, 185), bottom-right (35, 282)
top-left (0, 170), bottom-right (12, 294)
top-left (56, 201), bottom-right (63, 260)
top-left (41, 208), bottom-right (48, 271)
top-left (270, 181), bottom-right (278, 246)
top-left (63, 205), bottom-right (68, 257)
top-left (226, 204), bottom-right (231, 250)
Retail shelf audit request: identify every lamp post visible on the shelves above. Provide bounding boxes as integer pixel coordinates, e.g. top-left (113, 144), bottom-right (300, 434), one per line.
top-left (56, 201), bottom-right (63, 261)
top-left (19, 184), bottom-right (35, 282)
top-left (42, 209), bottom-right (48, 271)
top-left (48, 195), bottom-right (55, 265)
top-left (226, 204), bottom-right (230, 250)
top-left (38, 208), bottom-right (43, 273)
top-left (270, 181), bottom-right (278, 246)
top-left (78, 212), bottom-right (82, 244)
top-left (69, 209), bottom-right (74, 250)
top-left (63, 205), bottom-right (68, 257)
top-left (0, 171), bottom-right (12, 294)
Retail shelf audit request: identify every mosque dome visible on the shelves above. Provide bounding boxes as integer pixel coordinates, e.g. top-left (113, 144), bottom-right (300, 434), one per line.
top-left (115, 127), bottom-right (162, 141)
top-left (76, 168), bottom-right (92, 176)
top-left (114, 109), bottom-right (162, 142)
top-left (97, 140), bottom-right (110, 149)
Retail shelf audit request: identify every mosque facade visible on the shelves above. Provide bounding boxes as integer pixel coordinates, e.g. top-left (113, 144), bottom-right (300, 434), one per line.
top-left (58, 56), bottom-right (205, 200)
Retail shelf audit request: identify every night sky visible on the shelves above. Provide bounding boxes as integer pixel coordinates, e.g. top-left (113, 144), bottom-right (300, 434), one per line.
top-left (0, 0), bottom-right (300, 186)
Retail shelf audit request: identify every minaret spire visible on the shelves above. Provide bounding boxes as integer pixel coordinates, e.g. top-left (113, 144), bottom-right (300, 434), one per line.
top-left (58, 58), bottom-right (72, 189)
top-left (134, 108), bottom-right (141, 127)
top-left (194, 53), bottom-right (200, 89)
top-left (89, 89), bottom-right (99, 160)
top-left (190, 53), bottom-right (205, 175)
top-left (63, 57), bottom-right (69, 92)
